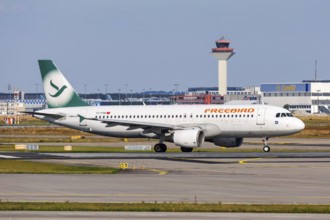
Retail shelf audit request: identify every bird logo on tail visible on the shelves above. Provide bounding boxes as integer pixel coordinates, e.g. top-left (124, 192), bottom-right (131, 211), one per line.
top-left (48, 80), bottom-right (68, 98)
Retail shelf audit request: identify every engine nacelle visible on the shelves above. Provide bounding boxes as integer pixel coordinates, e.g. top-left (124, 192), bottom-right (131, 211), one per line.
top-left (173, 128), bottom-right (205, 148)
top-left (212, 137), bottom-right (243, 148)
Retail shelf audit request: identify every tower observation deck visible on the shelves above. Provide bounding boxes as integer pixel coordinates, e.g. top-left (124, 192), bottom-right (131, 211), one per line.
top-left (211, 37), bottom-right (235, 96)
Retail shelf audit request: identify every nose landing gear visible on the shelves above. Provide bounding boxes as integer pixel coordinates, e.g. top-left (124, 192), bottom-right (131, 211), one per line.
top-left (262, 137), bottom-right (270, 152)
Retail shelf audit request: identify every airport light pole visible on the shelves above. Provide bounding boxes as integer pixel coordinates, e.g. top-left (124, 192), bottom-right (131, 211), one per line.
top-left (84, 84), bottom-right (87, 99)
top-left (118, 89), bottom-right (121, 105)
top-left (130, 89), bottom-right (133, 105)
top-left (317, 89), bottom-right (321, 114)
top-left (125, 84), bottom-right (128, 102)
top-left (174, 83), bottom-right (179, 95)
top-left (104, 84), bottom-right (109, 94)
top-left (149, 88), bottom-right (152, 105)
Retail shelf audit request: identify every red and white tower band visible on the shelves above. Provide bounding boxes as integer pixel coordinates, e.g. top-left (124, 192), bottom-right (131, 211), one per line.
top-left (211, 37), bottom-right (235, 96)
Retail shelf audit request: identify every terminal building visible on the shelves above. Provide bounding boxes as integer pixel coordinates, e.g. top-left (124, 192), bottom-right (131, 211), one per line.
top-left (261, 80), bottom-right (330, 114)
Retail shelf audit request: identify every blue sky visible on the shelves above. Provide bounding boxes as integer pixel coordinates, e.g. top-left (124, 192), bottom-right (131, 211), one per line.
top-left (1, 0), bottom-right (329, 93)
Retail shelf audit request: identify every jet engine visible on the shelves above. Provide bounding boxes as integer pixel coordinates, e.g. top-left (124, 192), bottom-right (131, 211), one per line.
top-left (212, 137), bottom-right (243, 148)
top-left (173, 128), bottom-right (205, 148)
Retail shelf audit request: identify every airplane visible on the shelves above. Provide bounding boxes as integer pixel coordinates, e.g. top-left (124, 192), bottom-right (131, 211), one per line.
top-left (25, 60), bottom-right (305, 153)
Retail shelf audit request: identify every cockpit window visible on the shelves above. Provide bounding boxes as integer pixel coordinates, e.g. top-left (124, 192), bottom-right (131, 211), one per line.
top-left (276, 112), bottom-right (294, 118)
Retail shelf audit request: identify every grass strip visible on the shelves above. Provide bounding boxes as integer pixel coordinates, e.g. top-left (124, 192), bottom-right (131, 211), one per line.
top-left (0, 160), bottom-right (118, 174)
top-left (0, 202), bottom-right (329, 213)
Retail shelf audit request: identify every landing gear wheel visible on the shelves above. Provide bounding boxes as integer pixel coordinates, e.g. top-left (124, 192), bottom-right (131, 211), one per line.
top-left (263, 145), bottom-right (270, 152)
top-left (154, 143), bottom-right (167, 153)
top-left (181, 147), bottom-right (193, 152)
top-left (262, 137), bottom-right (270, 152)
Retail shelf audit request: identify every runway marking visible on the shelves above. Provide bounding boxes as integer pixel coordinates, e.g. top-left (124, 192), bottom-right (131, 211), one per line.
top-left (239, 158), bottom-right (262, 164)
top-left (0, 154), bottom-right (19, 159)
top-left (146, 168), bottom-right (168, 175)
top-left (135, 166), bottom-right (168, 175)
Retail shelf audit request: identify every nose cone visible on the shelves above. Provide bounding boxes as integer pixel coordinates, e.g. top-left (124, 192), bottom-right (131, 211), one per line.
top-left (294, 118), bottom-right (305, 132)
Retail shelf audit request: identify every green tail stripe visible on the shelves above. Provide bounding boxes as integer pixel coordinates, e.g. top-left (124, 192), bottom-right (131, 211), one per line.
top-left (38, 60), bottom-right (58, 81)
top-left (38, 60), bottom-right (89, 108)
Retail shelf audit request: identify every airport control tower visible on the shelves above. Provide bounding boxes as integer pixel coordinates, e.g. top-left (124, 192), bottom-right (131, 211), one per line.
top-left (211, 37), bottom-right (235, 96)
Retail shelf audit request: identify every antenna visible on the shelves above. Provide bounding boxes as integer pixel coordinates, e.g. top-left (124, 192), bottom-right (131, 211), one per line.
top-left (315, 60), bottom-right (317, 81)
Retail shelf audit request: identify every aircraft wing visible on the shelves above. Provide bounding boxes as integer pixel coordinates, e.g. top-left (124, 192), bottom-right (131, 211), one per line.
top-left (78, 114), bottom-right (193, 132)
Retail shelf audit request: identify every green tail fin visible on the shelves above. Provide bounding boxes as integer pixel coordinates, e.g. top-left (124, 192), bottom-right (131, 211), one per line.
top-left (38, 60), bottom-right (89, 108)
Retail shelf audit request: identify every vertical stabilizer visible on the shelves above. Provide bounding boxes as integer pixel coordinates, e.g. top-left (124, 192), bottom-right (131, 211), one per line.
top-left (38, 60), bottom-right (89, 108)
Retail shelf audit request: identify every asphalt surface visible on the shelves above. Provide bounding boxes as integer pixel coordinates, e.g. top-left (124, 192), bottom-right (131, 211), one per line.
top-left (1, 211), bottom-right (330, 220)
top-left (1, 138), bottom-right (330, 219)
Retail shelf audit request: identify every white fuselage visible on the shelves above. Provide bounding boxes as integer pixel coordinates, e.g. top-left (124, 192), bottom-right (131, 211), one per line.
top-left (35, 104), bottom-right (305, 140)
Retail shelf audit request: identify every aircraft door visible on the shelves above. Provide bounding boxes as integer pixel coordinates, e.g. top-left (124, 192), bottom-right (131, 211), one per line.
top-left (256, 108), bottom-right (266, 125)
top-left (79, 110), bottom-right (88, 126)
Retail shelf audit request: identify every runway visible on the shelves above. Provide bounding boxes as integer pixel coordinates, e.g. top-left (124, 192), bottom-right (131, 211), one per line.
top-left (1, 139), bottom-right (330, 208)
top-left (1, 211), bottom-right (330, 220)
top-left (1, 152), bottom-right (330, 205)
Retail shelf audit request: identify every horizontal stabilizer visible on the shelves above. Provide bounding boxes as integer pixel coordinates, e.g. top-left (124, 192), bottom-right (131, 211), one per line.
top-left (21, 111), bottom-right (65, 120)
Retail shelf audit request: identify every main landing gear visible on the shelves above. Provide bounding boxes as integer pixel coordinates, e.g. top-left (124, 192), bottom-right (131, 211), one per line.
top-left (154, 143), bottom-right (167, 153)
top-left (262, 137), bottom-right (271, 152)
top-left (153, 143), bottom-right (194, 153)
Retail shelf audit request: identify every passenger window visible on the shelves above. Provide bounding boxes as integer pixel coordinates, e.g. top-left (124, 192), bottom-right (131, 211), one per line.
top-left (281, 113), bottom-right (286, 117)
top-left (276, 113), bottom-right (280, 117)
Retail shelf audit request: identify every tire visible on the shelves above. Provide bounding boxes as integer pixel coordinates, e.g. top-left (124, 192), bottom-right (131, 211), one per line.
top-left (263, 145), bottom-right (270, 152)
top-left (154, 143), bottom-right (167, 153)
